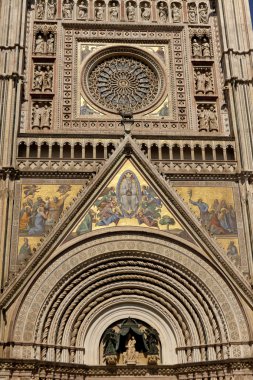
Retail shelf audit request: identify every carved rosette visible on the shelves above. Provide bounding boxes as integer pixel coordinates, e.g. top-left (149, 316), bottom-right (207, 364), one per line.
top-left (82, 47), bottom-right (166, 115)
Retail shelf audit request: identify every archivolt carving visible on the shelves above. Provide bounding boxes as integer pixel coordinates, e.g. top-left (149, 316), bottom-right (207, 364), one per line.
top-left (37, 256), bottom-right (225, 359)
top-left (12, 235), bottom-right (248, 362)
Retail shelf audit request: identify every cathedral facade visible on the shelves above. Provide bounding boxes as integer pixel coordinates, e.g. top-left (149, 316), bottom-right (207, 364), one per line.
top-left (0, 0), bottom-right (253, 379)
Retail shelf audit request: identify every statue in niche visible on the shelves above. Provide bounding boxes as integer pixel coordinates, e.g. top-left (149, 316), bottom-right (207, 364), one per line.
top-left (192, 38), bottom-right (201, 57)
top-left (35, 0), bottom-right (45, 19)
top-left (126, 2), bottom-right (136, 21)
top-left (195, 71), bottom-right (205, 93)
top-left (78, 1), bottom-right (88, 19)
top-left (43, 66), bottom-right (53, 91)
top-left (208, 105), bottom-right (218, 131)
top-left (188, 3), bottom-right (197, 23)
top-left (123, 337), bottom-right (138, 363)
top-left (198, 105), bottom-right (218, 132)
top-left (109, 2), bottom-right (119, 21)
top-left (146, 327), bottom-right (159, 359)
top-left (202, 38), bottom-right (211, 57)
top-left (103, 328), bottom-right (118, 357)
top-left (95, 3), bottom-right (105, 21)
top-left (46, 33), bottom-right (55, 54)
top-left (198, 106), bottom-right (208, 131)
top-left (141, 3), bottom-right (151, 21)
top-left (33, 65), bottom-right (44, 91)
top-left (32, 103), bottom-right (51, 130)
top-left (41, 104), bottom-right (51, 129)
top-left (204, 72), bottom-right (213, 94)
top-left (171, 3), bottom-right (181, 23)
top-left (47, 0), bottom-right (56, 19)
top-left (62, 0), bottom-right (73, 18)
top-left (195, 70), bottom-right (213, 94)
top-left (158, 2), bottom-right (168, 23)
top-left (199, 3), bottom-right (208, 24)
top-left (32, 104), bottom-right (42, 129)
top-left (35, 34), bottom-right (44, 54)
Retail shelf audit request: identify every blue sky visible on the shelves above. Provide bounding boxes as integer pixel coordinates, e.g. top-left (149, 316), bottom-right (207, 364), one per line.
top-left (250, 0), bottom-right (253, 25)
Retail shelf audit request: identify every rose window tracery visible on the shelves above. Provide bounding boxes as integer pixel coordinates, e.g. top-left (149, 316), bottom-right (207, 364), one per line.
top-left (87, 56), bottom-right (160, 113)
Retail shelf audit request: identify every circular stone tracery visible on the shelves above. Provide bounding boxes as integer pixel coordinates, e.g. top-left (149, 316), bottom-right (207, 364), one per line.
top-left (87, 56), bottom-right (160, 113)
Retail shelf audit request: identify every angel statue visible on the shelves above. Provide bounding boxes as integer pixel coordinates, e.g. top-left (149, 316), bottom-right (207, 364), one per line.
top-left (103, 328), bottom-right (118, 357)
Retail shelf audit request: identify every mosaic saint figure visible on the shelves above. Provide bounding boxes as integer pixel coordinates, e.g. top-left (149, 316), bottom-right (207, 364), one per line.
top-left (19, 238), bottom-right (32, 257)
top-left (119, 173), bottom-right (139, 215)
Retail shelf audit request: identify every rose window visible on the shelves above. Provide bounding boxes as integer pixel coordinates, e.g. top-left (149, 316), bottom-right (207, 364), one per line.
top-left (87, 56), bottom-right (160, 113)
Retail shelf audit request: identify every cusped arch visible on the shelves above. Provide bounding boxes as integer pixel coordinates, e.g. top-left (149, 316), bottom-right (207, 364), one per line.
top-left (11, 232), bottom-right (250, 364)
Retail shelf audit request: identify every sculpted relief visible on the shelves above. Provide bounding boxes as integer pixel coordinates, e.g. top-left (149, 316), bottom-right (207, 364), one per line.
top-left (102, 318), bottom-right (160, 365)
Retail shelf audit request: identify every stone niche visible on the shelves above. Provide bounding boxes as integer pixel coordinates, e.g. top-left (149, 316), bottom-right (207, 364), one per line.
top-left (100, 317), bottom-right (161, 365)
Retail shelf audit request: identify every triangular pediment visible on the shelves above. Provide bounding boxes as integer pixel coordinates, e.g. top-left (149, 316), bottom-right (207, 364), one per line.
top-left (65, 160), bottom-right (194, 245)
top-left (1, 136), bottom-right (252, 308)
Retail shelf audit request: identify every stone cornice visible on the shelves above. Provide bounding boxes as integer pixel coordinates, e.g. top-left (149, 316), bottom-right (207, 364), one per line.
top-left (0, 358), bottom-right (252, 376)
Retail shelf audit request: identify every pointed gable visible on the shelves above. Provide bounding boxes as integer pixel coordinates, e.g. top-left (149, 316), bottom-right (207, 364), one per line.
top-left (65, 161), bottom-right (193, 244)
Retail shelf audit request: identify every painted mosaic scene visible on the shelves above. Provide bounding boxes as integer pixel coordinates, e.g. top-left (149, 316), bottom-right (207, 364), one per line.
top-left (68, 162), bottom-right (191, 242)
top-left (18, 184), bottom-right (82, 256)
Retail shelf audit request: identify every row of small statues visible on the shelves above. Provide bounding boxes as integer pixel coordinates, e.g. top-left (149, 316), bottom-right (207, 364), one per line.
top-left (32, 103), bottom-right (52, 130)
top-left (34, 32), bottom-right (55, 54)
top-left (35, 0), bottom-right (209, 23)
top-left (198, 105), bottom-right (218, 132)
top-left (33, 65), bottom-right (53, 92)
